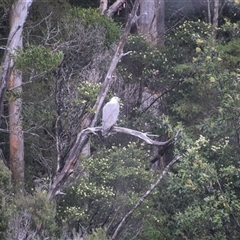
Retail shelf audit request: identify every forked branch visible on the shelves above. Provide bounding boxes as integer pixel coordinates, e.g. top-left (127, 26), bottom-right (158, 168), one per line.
top-left (48, 125), bottom-right (181, 200)
top-left (84, 126), bottom-right (181, 146)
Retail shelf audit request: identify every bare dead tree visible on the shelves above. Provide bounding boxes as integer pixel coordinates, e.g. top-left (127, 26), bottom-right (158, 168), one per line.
top-left (67, 126), bottom-right (181, 146)
top-left (48, 0), bottom-right (141, 200)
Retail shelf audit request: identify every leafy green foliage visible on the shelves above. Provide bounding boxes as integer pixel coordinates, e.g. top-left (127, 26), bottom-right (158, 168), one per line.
top-left (171, 134), bottom-right (240, 239)
top-left (57, 142), bottom-right (153, 237)
top-left (87, 228), bottom-right (109, 240)
top-left (20, 2), bottom-right (118, 183)
top-left (167, 20), bottom-right (212, 47)
top-left (0, 160), bottom-right (11, 191)
top-left (0, 161), bottom-right (11, 239)
top-left (140, 132), bottom-right (240, 239)
top-left (218, 19), bottom-right (240, 42)
top-left (165, 20), bottom-right (213, 65)
top-left (217, 39), bottom-right (240, 69)
top-left (118, 35), bottom-right (173, 90)
top-left (6, 189), bottom-right (58, 239)
top-left (77, 81), bottom-right (102, 105)
top-left (119, 21), bottom-right (213, 91)
top-left (66, 8), bottom-right (121, 45)
top-left (222, 2), bottom-right (240, 24)
top-left (14, 45), bottom-right (63, 73)
top-left (152, 19), bottom-right (240, 239)
top-left (2, 1), bottom-right (240, 239)
top-left (68, 0), bottom-right (99, 8)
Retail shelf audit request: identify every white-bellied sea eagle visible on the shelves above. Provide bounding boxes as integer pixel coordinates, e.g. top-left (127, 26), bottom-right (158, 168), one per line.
top-left (102, 97), bottom-right (120, 136)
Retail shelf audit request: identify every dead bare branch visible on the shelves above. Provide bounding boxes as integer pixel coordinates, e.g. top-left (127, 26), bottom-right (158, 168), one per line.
top-left (48, 124), bottom-right (181, 200)
top-left (111, 155), bottom-right (182, 240)
top-left (48, 0), bottom-right (140, 200)
top-left (105, 0), bottom-right (126, 17)
top-left (84, 126), bottom-right (181, 146)
top-left (121, 51), bottom-right (132, 57)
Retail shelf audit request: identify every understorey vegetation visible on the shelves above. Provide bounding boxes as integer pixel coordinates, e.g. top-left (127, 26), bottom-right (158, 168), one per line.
top-left (1, 0), bottom-right (240, 239)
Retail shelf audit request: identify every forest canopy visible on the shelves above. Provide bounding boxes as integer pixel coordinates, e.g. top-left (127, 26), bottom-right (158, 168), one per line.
top-left (1, 0), bottom-right (240, 239)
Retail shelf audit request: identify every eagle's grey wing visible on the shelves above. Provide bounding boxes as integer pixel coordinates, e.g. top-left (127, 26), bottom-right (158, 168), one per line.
top-left (102, 102), bottom-right (119, 136)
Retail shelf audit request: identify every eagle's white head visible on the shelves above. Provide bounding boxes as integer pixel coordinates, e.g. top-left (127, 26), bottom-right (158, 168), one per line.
top-left (110, 96), bottom-right (120, 103)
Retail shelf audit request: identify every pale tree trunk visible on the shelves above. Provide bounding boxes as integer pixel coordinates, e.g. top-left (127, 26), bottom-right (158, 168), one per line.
top-left (0, 0), bottom-right (33, 118)
top-left (212, 0), bottom-right (219, 38)
top-left (206, 0), bottom-right (211, 24)
top-left (157, 0), bottom-right (165, 46)
top-left (8, 53), bottom-right (24, 186)
top-left (138, 0), bottom-right (165, 45)
top-left (0, 0), bottom-right (33, 186)
top-left (100, 0), bottom-right (126, 17)
top-left (100, 0), bottom-right (108, 14)
top-left (139, 0), bottom-right (156, 38)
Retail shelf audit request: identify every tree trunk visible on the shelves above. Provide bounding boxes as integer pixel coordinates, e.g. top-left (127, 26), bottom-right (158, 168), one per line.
top-left (157, 0), bottom-right (165, 46)
top-left (207, 0), bottom-right (211, 24)
top-left (212, 0), bottom-right (219, 38)
top-left (100, 0), bottom-right (108, 14)
top-left (138, 0), bottom-right (165, 45)
top-left (138, 0), bottom-right (156, 40)
top-left (0, 0), bottom-right (33, 118)
top-left (8, 68), bottom-right (24, 186)
top-left (100, 0), bottom-right (126, 17)
top-left (0, 0), bottom-right (33, 186)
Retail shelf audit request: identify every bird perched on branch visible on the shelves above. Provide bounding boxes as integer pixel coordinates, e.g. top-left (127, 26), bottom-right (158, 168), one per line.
top-left (102, 97), bottom-right (120, 136)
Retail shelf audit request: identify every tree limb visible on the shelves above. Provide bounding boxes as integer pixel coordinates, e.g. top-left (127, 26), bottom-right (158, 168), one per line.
top-left (48, 125), bottom-right (181, 200)
top-left (111, 155), bottom-right (182, 240)
top-left (105, 0), bottom-right (126, 17)
top-left (85, 126), bottom-right (181, 146)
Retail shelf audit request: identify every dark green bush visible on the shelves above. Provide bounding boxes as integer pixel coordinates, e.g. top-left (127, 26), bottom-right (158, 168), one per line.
top-left (67, 8), bottom-right (121, 45)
